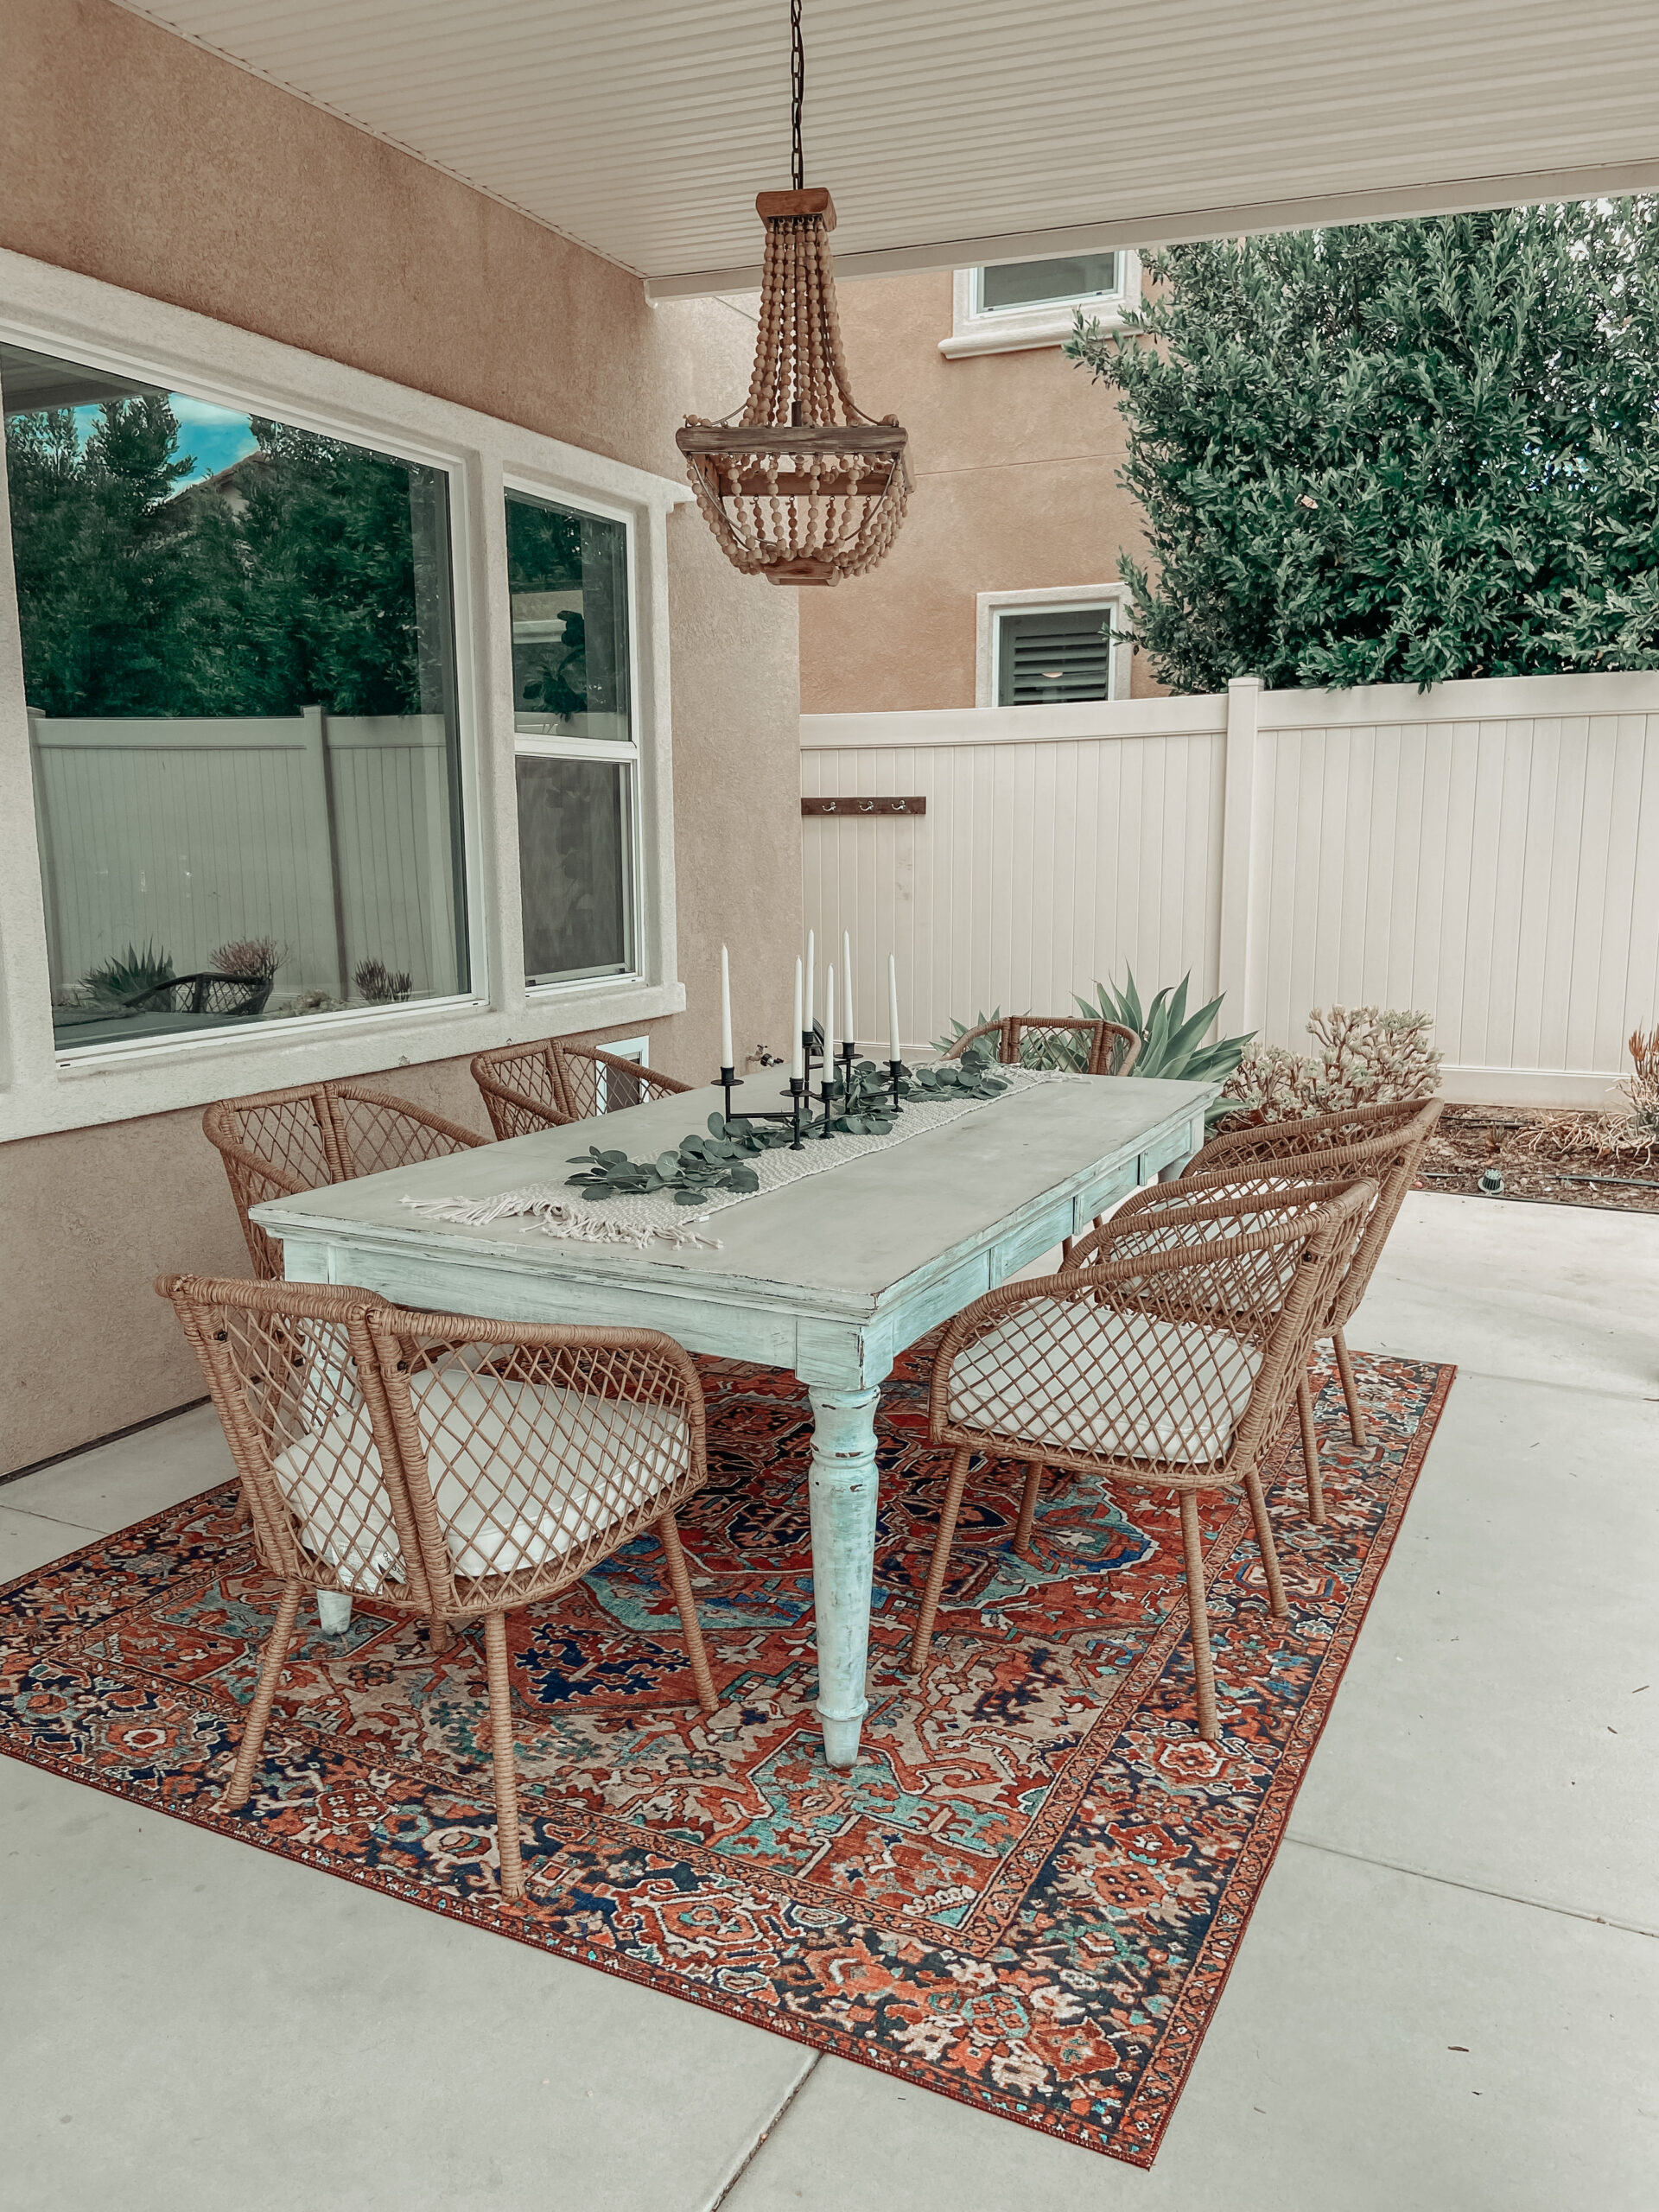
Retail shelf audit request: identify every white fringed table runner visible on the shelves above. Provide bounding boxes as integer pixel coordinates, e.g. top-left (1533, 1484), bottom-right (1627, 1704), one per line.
top-left (403, 1067), bottom-right (1083, 1250)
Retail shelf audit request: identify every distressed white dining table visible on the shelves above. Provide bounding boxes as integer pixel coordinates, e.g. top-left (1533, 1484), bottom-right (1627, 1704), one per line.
top-left (252, 1071), bottom-right (1216, 1768)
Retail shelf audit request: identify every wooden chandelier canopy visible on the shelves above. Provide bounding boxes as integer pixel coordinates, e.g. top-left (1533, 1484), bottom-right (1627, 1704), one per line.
top-left (677, 188), bottom-right (911, 586)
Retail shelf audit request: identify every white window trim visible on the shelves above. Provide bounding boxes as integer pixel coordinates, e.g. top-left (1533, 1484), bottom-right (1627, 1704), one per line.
top-left (506, 476), bottom-right (646, 995)
top-left (940, 252), bottom-right (1141, 359)
top-left (0, 247), bottom-right (690, 1143)
top-left (976, 585), bottom-right (1134, 709)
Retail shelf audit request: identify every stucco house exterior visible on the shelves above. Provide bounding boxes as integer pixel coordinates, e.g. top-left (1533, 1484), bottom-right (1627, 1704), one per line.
top-left (799, 252), bottom-right (1161, 715)
top-left (0, 0), bottom-right (798, 1476)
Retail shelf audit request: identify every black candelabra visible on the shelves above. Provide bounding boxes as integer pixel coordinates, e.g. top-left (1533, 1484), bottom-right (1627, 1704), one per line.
top-left (713, 1027), bottom-right (905, 1147)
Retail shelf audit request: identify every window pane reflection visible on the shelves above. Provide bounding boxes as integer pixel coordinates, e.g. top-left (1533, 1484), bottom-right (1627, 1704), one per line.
top-left (506, 491), bottom-right (630, 744)
top-left (1, 340), bottom-right (468, 1050)
top-left (516, 753), bottom-right (633, 984)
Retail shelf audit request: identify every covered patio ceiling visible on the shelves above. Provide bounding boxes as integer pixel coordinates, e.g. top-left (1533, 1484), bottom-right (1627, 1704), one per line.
top-left (119, 2), bottom-right (1659, 296)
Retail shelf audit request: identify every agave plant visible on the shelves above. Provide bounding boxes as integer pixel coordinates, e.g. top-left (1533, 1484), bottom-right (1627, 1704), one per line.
top-left (931, 1006), bottom-right (1003, 1055)
top-left (80, 942), bottom-right (176, 1007)
top-left (1078, 969), bottom-right (1254, 1085)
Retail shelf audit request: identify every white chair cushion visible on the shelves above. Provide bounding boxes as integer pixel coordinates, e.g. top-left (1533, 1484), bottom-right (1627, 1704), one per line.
top-left (948, 1301), bottom-right (1262, 1466)
top-left (271, 1365), bottom-right (690, 1591)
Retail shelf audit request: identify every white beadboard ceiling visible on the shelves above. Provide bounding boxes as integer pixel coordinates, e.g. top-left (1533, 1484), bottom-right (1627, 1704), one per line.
top-left (118, 2), bottom-right (1659, 295)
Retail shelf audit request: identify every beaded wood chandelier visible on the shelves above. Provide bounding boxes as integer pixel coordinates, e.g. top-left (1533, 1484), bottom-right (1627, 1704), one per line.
top-left (675, 2), bottom-right (910, 587)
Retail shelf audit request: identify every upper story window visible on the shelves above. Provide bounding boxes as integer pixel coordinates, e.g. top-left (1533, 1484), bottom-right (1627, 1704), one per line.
top-left (976, 586), bottom-right (1132, 708)
top-left (941, 249), bottom-right (1140, 359)
top-left (506, 489), bottom-right (637, 988)
top-left (1, 341), bottom-right (468, 1053)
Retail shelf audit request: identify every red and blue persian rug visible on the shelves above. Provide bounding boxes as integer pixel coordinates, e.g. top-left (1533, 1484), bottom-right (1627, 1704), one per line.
top-left (0, 1343), bottom-right (1451, 2166)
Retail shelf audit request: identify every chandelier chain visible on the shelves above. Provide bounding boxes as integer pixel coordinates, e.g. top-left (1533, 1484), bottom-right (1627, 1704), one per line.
top-left (791, 0), bottom-right (804, 192)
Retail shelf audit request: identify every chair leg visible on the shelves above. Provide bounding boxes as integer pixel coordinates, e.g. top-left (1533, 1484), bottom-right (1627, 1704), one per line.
top-left (1059, 1236), bottom-right (1075, 1266)
top-left (428, 1616), bottom-right (453, 1656)
top-left (483, 1611), bottom-right (526, 1903)
top-left (1243, 1470), bottom-right (1288, 1619)
top-left (1178, 1492), bottom-right (1220, 1742)
top-left (1332, 1326), bottom-right (1368, 1448)
top-left (223, 1578), bottom-right (303, 1811)
top-left (657, 1510), bottom-right (718, 1715)
top-left (1297, 1373), bottom-right (1328, 1527)
top-left (910, 1447), bottom-right (972, 1672)
top-left (1013, 1464), bottom-right (1045, 1558)
top-left (232, 1484), bottom-right (252, 1530)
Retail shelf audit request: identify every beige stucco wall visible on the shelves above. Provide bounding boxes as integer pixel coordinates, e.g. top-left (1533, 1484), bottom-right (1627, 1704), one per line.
top-left (798, 270), bottom-right (1160, 712)
top-left (0, 0), bottom-right (798, 1473)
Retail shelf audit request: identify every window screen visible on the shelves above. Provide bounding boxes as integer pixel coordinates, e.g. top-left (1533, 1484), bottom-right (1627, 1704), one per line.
top-left (977, 254), bottom-right (1120, 315)
top-left (996, 607), bottom-right (1115, 705)
top-left (506, 486), bottom-right (638, 988)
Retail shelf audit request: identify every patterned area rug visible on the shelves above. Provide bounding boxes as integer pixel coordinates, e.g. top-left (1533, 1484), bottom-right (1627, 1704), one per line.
top-left (0, 1343), bottom-right (1451, 2166)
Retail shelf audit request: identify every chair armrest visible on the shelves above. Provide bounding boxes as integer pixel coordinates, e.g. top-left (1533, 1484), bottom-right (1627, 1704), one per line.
top-left (1099, 1021), bottom-right (1141, 1077)
top-left (373, 1309), bottom-right (706, 1426)
top-left (585, 1047), bottom-right (694, 1098)
top-left (1066, 1163), bottom-right (1370, 1269)
top-left (330, 1082), bottom-right (489, 1150)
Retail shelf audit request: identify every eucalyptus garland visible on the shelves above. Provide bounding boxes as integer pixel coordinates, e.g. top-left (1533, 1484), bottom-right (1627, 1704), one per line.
top-left (564, 1051), bottom-right (1012, 1206)
top-left (567, 1112), bottom-right (790, 1205)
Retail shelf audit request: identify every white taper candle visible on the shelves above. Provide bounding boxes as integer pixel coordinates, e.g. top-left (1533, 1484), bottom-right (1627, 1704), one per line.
top-left (720, 944), bottom-right (733, 1071)
top-left (888, 953), bottom-right (901, 1064)
top-left (791, 957), bottom-right (804, 1081)
top-left (842, 931), bottom-right (855, 1044)
top-left (805, 931), bottom-right (815, 1044)
top-left (824, 963), bottom-right (836, 1075)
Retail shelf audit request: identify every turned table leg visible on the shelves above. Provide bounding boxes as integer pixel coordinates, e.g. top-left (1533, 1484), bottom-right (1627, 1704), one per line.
top-left (316, 1590), bottom-right (353, 1636)
top-left (805, 1382), bottom-right (883, 1770)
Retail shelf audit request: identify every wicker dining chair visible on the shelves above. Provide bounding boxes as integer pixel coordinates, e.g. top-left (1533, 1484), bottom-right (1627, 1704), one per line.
top-left (944, 1014), bottom-right (1141, 1077)
top-left (203, 1079), bottom-right (489, 1281)
top-left (470, 1037), bottom-right (693, 1140)
top-left (908, 1177), bottom-right (1373, 1738)
top-left (158, 1274), bottom-right (718, 1901)
top-left (1087, 1157), bottom-right (1384, 1525)
top-left (944, 1014), bottom-right (1144, 1259)
top-left (1185, 1096), bottom-right (1444, 1465)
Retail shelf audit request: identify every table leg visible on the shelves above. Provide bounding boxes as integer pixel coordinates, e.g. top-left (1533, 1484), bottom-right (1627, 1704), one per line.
top-left (805, 1382), bottom-right (881, 1770)
top-left (317, 1590), bottom-right (353, 1636)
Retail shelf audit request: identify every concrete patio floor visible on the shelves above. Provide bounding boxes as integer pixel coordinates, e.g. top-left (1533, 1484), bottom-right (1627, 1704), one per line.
top-left (2, 1192), bottom-right (1656, 2210)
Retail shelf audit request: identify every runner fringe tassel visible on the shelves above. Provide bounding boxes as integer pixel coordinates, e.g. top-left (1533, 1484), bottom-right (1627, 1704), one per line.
top-left (402, 1187), bottom-right (720, 1250)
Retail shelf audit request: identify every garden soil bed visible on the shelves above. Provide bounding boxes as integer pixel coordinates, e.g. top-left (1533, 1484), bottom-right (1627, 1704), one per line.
top-left (1420, 1105), bottom-right (1659, 1215)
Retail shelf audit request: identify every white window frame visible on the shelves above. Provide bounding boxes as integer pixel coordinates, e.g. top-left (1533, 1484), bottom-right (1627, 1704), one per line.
top-left (941, 251), bottom-right (1141, 359)
top-left (592, 1032), bottom-right (648, 1112)
top-left (506, 477), bottom-right (646, 996)
top-left (976, 585), bottom-right (1134, 709)
top-left (0, 248), bottom-right (689, 1143)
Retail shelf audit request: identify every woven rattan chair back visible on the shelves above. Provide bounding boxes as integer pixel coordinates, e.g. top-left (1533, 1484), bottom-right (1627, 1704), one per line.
top-left (550, 1043), bottom-right (693, 1122)
top-left (910, 1179), bottom-right (1373, 1738)
top-left (944, 1015), bottom-right (1141, 1077)
top-left (940, 1180), bottom-right (1372, 1486)
top-left (470, 1039), bottom-right (571, 1138)
top-left (1187, 1096), bottom-right (1442, 1329)
top-left (203, 1080), bottom-right (487, 1279)
top-left (470, 1037), bottom-right (692, 1139)
top-left (161, 1274), bottom-right (425, 1606)
top-left (365, 1306), bottom-right (710, 1619)
top-left (157, 1274), bottom-right (718, 1896)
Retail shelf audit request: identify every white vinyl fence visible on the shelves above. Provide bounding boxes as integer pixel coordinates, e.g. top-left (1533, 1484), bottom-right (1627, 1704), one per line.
top-left (29, 709), bottom-right (462, 1005)
top-left (802, 670), bottom-right (1659, 1104)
